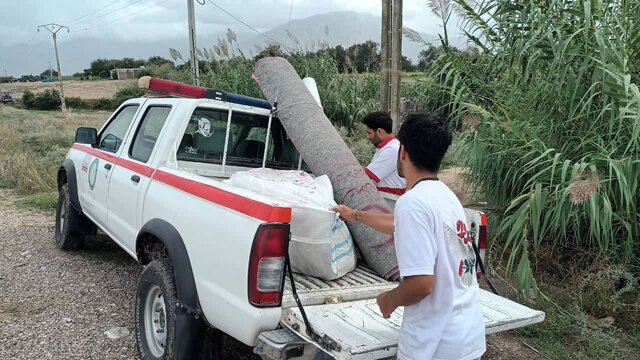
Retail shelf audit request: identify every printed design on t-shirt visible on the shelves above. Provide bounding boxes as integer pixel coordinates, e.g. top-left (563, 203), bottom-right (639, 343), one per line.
top-left (445, 220), bottom-right (476, 287)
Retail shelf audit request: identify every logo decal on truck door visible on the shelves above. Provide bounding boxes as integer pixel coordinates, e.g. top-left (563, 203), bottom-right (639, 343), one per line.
top-left (88, 158), bottom-right (99, 190)
top-left (195, 118), bottom-right (213, 138)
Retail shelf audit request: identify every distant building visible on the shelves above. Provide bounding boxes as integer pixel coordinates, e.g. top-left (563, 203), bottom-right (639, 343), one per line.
top-left (0, 76), bottom-right (14, 83)
top-left (109, 67), bottom-right (144, 80)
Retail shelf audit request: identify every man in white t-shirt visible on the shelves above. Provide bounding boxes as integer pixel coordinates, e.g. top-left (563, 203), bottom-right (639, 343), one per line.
top-left (361, 112), bottom-right (407, 195)
top-left (334, 113), bottom-right (486, 360)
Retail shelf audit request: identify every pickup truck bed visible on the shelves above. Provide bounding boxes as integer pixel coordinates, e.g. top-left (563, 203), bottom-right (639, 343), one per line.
top-left (283, 265), bottom-right (394, 308)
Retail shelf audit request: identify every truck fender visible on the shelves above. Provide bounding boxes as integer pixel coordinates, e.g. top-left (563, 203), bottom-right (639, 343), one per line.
top-left (58, 159), bottom-right (82, 211)
top-left (136, 219), bottom-right (211, 360)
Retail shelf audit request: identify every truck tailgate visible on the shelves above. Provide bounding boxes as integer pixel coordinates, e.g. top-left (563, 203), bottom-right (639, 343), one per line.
top-left (282, 289), bottom-right (545, 360)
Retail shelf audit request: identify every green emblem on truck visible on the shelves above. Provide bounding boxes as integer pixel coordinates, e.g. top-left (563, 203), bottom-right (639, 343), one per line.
top-left (88, 158), bottom-right (99, 190)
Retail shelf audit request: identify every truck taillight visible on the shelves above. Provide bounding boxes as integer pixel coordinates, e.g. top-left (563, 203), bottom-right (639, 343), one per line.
top-left (477, 212), bottom-right (488, 280)
top-left (248, 224), bottom-right (289, 307)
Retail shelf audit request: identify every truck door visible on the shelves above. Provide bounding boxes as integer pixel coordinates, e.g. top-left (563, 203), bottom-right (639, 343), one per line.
top-left (79, 104), bottom-right (141, 229)
top-left (107, 105), bottom-right (172, 253)
top-left (282, 289), bottom-right (544, 359)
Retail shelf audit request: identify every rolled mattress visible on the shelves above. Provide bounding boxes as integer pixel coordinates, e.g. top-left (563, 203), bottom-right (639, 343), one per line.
top-left (253, 57), bottom-right (399, 280)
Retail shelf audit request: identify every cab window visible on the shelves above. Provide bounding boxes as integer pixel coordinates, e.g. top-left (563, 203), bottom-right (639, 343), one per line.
top-left (99, 105), bottom-right (139, 152)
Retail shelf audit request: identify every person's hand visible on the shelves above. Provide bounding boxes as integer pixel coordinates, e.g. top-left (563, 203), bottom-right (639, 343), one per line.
top-left (332, 204), bottom-right (356, 221)
top-left (377, 291), bottom-right (398, 319)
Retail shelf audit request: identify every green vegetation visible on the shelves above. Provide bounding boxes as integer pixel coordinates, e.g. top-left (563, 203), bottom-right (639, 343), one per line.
top-left (0, 106), bottom-right (106, 210)
top-left (15, 191), bottom-right (58, 210)
top-left (423, 0), bottom-right (640, 357)
top-left (21, 86), bottom-right (146, 112)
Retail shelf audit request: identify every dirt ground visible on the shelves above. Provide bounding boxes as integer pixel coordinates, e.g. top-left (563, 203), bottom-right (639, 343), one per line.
top-left (0, 187), bottom-right (541, 359)
top-left (0, 79), bottom-right (136, 100)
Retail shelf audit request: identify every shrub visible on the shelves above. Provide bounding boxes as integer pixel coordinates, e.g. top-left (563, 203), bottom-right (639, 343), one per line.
top-left (91, 98), bottom-right (117, 110)
top-left (21, 89), bottom-right (62, 110)
top-left (65, 97), bottom-right (84, 108)
top-left (112, 85), bottom-right (145, 106)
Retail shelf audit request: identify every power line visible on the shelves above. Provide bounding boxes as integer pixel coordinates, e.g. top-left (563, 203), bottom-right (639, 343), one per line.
top-left (61, 0), bottom-right (124, 26)
top-left (287, 0), bottom-right (294, 31)
top-left (76, 0), bottom-right (170, 33)
top-left (205, 0), bottom-right (288, 48)
top-left (69, 0), bottom-right (148, 27)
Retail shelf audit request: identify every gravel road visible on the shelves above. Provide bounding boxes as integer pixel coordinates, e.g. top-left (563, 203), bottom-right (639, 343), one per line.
top-left (0, 189), bottom-right (539, 359)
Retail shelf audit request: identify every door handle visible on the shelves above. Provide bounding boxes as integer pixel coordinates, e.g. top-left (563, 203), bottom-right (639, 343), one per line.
top-left (131, 175), bottom-right (141, 184)
top-left (104, 163), bottom-right (112, 170)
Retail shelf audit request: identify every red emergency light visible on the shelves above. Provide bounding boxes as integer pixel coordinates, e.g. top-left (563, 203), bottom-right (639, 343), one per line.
top-left (137, 76), bottom-right (271, 110)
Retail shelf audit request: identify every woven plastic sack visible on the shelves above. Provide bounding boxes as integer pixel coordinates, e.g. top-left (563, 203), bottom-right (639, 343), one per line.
top-left (225, 168), bottom-right (356, 280)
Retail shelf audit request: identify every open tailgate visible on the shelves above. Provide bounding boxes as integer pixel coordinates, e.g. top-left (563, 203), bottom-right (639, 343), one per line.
top-left (282, 289), bottom-right (545, 360)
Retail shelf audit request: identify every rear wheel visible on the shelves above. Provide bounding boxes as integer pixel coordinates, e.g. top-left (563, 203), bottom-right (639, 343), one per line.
top-left (136, 259), bottom-right (178, 360)
top-left (135, 258), bottom-right (223, 360)
top-left (54, 183), bottom-right (88, 250)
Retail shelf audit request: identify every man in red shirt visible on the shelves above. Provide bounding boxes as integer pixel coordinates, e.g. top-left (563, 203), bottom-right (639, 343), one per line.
top-left (361, 112), bottom-right (407, 195)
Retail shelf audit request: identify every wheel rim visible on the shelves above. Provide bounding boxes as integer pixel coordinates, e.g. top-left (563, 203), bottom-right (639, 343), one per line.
top-left (58, 195), bottom-right (66, 234)
top-left (144, 285), bottom-right (167, 357)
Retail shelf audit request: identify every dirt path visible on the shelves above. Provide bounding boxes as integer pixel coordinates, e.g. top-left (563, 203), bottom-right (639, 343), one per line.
top-left (0, 189), bottom-right (540, 359)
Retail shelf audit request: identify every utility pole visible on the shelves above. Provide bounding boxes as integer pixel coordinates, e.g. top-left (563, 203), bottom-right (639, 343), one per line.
top-left (187, 0), bottom-right (200, 86)
top-left (380, 0), bottom-right (392, 113)
top-left (380, 0), bottom-right (403, 132)
top-left (390, 0), bottom-right (403, 132)
top-left (37, 23), bottom-right (68, 112)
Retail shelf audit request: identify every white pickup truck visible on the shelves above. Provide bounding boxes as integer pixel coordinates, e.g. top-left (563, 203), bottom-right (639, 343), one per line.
top-left (56, 95), bottom-right (544, 360)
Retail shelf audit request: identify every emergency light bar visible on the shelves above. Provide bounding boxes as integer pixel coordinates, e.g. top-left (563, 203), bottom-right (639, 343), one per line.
top-left (137, 76), bottom-right (272, 110)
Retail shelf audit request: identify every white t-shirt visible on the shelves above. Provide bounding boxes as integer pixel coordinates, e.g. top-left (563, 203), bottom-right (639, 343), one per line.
top-left (366, 136), bottom-right (407, 194)
top-left (393, 180), bottom-right (486, 360)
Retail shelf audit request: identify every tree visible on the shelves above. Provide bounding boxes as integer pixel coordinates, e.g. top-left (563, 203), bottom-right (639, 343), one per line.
top-left (402, 56), bottom-right (417, 72)
top-left (254, 44), bottom-right (286, 60)
top-left (146, 56), bottom-right (175, 68)
top-left (346, 41), bottom-right (380, 73)
top-left (417, 45), bottom-right (440, 71)
top-left (40, 69), bottom-right (58, 77)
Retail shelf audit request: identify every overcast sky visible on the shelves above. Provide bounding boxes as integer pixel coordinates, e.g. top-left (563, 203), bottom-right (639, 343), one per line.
top-left (0, 0), bottom-right (447, 76)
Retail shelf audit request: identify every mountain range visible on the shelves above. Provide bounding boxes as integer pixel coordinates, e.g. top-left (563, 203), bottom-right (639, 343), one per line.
top-left (2, 11), bottom-right (463, 76)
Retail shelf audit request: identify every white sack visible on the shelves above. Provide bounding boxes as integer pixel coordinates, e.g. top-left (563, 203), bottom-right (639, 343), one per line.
top-left (226, 168), bottom-right (356, 280)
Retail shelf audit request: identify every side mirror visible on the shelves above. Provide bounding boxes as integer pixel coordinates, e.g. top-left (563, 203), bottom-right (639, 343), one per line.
top-left (75, 127), bottom-right (98, 147)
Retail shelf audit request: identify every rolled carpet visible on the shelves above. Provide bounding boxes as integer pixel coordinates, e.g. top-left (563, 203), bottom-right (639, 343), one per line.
top-left (253, 57), bottom-right (399, 280)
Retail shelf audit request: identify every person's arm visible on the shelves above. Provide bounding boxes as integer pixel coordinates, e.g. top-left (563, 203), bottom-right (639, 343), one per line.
top-left (332, 204), bottom-right (394, 235)
top-left (377, 275), bottom-right (434, 318)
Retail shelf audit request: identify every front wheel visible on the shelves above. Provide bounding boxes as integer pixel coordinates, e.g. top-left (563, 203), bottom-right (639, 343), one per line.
top-left (54, 183), bottom-right (87, 250)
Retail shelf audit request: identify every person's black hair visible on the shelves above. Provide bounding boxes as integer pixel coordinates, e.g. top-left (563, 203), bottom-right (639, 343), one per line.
top-left (361, 111), bottom-right (393, 134)
top-left (397, 113), bottom-right (452, 172)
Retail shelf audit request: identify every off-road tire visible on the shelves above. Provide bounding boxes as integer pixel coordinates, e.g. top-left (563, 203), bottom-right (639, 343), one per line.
top-left (54, 183), bottom-right (88, 250)
top-left (135, 259), bottom-right (223, 360)
top-left (136, 259), bottom-right (178, 360)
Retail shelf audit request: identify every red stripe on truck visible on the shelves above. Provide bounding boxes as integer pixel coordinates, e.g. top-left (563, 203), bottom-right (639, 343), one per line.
top-left (152, 170), bottom-right (291, 223)
top-left (71, 144), bottom-right (291, 223)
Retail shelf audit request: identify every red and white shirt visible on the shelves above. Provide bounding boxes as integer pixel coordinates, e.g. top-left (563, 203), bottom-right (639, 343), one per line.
top-left (365, 135), bottom-right (407, 195)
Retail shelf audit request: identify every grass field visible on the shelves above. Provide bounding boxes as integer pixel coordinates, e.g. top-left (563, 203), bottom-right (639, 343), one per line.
top-left (0, 106), bottom-right (109, 207)
top-left (0, 79), bottom-right (136, 100)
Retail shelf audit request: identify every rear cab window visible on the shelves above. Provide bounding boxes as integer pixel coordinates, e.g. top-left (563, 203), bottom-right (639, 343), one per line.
top-left (177, 106), bottom-right (309, 171)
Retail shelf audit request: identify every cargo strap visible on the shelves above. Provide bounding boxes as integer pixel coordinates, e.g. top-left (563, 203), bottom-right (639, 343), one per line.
top-left (471, 240), bottom-right (500, 295)
top-left (286, 258), bottom-right (341, 352)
